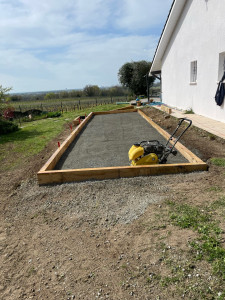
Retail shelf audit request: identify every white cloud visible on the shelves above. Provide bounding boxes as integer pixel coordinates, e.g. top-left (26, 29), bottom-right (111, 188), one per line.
top-left (0, 33), bottom-right (158, 92)
top-left (72, 0), bottom-right (111, 30)
top-left (116, 0), bottom-right (173, 31)
top-left (0, 0), bottom-right (173, 92)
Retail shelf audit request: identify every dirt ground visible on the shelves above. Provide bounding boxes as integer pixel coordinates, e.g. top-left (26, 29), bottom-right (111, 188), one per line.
top-left (1, 107), bottom-right (225, 300)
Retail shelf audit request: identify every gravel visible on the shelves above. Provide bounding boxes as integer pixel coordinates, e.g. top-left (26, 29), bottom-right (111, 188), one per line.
top-left (55, 112), bottom-right (187, 170)
top-left (13, 174), bottom-right (172, 227)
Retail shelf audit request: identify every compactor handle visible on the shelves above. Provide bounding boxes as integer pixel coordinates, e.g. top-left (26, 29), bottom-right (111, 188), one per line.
top-left (165, 118), bottom-right (192, 149)
top-left (177, 118), bottom-right (192, 127)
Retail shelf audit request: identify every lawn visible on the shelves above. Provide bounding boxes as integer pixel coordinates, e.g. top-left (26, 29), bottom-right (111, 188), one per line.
top-left (0, 103), bottom-right (126, 171)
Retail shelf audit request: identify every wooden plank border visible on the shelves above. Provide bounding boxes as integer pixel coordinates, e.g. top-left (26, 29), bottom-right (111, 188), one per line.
top-left (161, 105), bottom-right (172, 114)
top-left (37, 109), bottom-right (208, 185)
top-left (73, 106), bottom-right (136, 125)
top-left (39, 112), bottom-right (94, 171)
top-left (37, 163), bottom-right (207, 185)
top-left (137, 110), bottom-right (203, 164)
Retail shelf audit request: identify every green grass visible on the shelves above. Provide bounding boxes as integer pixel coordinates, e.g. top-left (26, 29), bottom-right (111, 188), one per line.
top-left (160, 275), bottom-right (182, 287)
top-left (147, 200), bottom-right (225, 298)
top-left (211, 196), bottom-right (225, 209)
top-left (207, 186), bottom-right (223, 192)
top-left (20, 111), bottom-right (62, 123)
top-left (26, 266), bottom-right (37, 277)
top-left (210, 158), bottom-right (225, 167)
top-left (0, 104), bottom-right (125, 171)
top-left (208, 133), bottom-right (217, 141)
top-left (170, 203), bottom-right (211, 230)
top-left (168, 201), bottom-right (225, 279)
top-left (184, 108), bottom-right (194, 114)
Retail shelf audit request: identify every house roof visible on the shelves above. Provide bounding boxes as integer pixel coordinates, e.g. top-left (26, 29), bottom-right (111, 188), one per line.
top-left (149, 0), bottom-right (187, 75)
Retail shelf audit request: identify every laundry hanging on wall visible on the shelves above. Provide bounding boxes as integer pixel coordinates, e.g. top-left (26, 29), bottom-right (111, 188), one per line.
top-left (215, 72), bottom-right (225, 106)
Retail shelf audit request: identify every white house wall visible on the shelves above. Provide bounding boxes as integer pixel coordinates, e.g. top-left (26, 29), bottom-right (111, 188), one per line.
top-left (161, 0), bottom-right (225, 122)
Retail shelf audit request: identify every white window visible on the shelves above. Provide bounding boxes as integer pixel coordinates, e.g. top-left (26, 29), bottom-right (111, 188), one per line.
top-left (218, 52), bottom-right (225, 81)
top-left (190, 60), bottom-right (197, 83)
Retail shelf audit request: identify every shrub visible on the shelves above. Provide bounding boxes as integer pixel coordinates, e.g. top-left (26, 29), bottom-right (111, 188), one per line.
top-left (3, 107), bottom-right (14, 120)
top-left (20, 111), bottom-right (62, 122)
top-left (185, 107), bottom-right (194, 114)
top-left (46, 111), bottom-right (61, 118)
top-left (0, 118), bottom-right (19, 134)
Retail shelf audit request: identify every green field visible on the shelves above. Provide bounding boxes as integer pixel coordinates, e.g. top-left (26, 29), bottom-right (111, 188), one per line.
top-left (10, 96), bottom-right (129, 112)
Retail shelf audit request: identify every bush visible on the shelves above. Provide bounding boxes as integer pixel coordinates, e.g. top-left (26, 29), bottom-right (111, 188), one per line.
top-left (3, 107), bottom-right (14, 120)
top-left (46, 112), bottom-right (61, 118)
top-left (0, 118), bottom-right (19, 134)
top-left (185, 108), bottom-right (194, 114)
top-left (20, 111), bottom-right (62, 122)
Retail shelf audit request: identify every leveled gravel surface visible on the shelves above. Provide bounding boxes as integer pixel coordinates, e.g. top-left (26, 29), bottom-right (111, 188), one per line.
top-left (55, 112), bottom-right (187, 170)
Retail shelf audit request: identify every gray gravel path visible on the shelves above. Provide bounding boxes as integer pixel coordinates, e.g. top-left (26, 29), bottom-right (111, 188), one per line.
top-left (16, 175), bottom-right (170, 226)
top-left (55, 112), bottom-right (187, 170)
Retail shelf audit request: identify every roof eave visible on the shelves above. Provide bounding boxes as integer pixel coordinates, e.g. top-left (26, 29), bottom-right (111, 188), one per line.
top-left (149, 0), bottom-right (187, 76)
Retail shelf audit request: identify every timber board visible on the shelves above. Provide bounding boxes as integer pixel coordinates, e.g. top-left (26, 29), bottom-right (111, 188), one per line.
top-left (37, 108), bottom-right (208, 185)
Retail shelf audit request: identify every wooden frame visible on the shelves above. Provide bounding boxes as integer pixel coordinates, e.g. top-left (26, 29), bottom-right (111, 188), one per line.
top-left (161, 105), bottom-right (172, 114)
top-left (37, 108), bottom-right (208, 185)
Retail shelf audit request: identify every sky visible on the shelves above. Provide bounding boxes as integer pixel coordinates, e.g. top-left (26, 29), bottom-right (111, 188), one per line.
top-left (0, 0), bottom-right (173, 93)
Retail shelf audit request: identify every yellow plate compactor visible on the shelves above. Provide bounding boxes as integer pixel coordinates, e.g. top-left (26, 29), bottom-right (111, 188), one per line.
top-left (128, 118), bottom-right (192, 166)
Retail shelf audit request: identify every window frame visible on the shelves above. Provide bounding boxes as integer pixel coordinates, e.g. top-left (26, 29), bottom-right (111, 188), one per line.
top-left (190, 60), bottom-right (197, 84)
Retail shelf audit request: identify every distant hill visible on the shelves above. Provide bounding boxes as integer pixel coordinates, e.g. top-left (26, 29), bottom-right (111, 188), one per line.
top-left (10, 89), bottom-right (79, 96)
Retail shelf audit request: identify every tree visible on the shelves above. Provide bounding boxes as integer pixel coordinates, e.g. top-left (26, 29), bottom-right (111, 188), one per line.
top-left (0, 85), bottom-right (12, 102)
top-left (100, 86), bottom-right (128, 97)
top-left (118, 60), bottom-right (155, 95)
top-left (0, 85), bottom-right (13, 117)
top-left (59, 91), bottom-right (69, 98)
top-left (44, 92), bottom-right (57, 100)
top-left (83, 85), bottom-right (100, 97)
top-left (69, 90), bottom-right (83, 98)
top-left (108, 86), bottom-right (128, 97)
top-left (118, 63), bottom-right (134, 89)
top-left (7, 95), bottom-right (22, 102)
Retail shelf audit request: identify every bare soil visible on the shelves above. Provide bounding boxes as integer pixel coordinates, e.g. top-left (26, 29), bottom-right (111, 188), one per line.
top-left (1, 107), bottom-right (225, 300)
